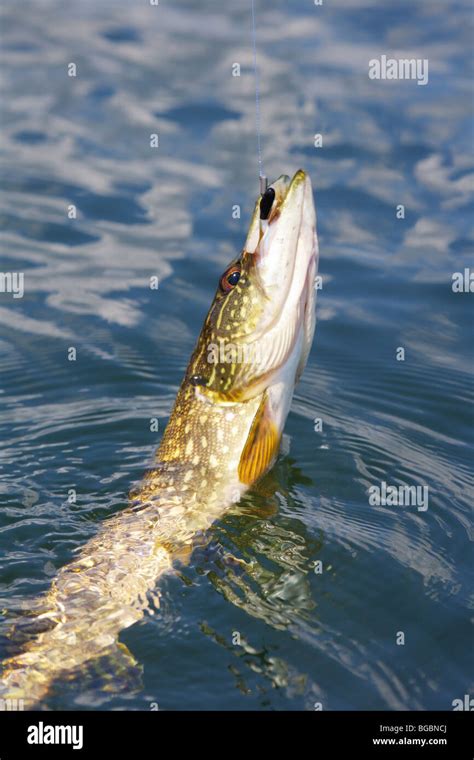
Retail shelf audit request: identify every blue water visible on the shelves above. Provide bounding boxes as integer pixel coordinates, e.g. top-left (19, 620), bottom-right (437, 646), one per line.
top-left (0, 0), bottom-right (472, 710)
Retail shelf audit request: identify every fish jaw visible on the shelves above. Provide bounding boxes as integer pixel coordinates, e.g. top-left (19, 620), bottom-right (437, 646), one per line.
top-left (254, 170), bottom-right (317, 330)
top-left (227, 170), bottom-right (319, 402)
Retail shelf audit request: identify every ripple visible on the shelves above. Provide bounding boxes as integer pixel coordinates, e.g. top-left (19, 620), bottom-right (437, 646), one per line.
top-left (0, 0), bottom-right (472, 711)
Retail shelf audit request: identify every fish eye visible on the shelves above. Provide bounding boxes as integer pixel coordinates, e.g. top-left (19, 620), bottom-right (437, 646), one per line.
top-left (220, 265), bottom-right (241, 294)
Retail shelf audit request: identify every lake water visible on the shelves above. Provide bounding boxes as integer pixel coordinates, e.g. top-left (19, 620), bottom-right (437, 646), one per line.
top-left (0, 0), bottom-right (472, 710)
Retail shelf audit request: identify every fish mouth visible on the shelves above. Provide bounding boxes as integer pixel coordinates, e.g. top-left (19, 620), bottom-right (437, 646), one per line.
top-left (215, 169), bottom-right (318, 402)
top-left (244, 169), bottom-right (318, 354)
top-left (245, 170), bottom-right (310, 251)
top-left (245, 169), bottom-right (317, 325)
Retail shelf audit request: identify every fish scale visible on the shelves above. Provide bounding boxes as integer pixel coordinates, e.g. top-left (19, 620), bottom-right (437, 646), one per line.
top-left (0, 170), bottom-right (319, 707)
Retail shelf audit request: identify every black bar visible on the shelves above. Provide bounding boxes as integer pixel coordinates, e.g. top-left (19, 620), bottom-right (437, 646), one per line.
top-left (0, 710), bottom-right (471, 758)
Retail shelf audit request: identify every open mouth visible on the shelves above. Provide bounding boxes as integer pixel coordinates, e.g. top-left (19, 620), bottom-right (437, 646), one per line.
top-left (229, 169), bottom-right (318, 394)
top-left (245, 170), bottom-right (308, 254)
top-left (245, 170), bottom-right (317, 335)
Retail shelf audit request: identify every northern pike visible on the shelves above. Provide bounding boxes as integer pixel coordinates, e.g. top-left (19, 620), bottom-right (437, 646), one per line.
top-left (0, 169), bottom-right (319, 707)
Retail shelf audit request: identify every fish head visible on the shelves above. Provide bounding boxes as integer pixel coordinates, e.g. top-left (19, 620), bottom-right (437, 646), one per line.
top-left (187, 169), bottom-right (319, 408)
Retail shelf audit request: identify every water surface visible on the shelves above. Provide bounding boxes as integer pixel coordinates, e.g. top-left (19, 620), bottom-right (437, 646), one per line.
top-left (0, 0), bottom-right (472, 710)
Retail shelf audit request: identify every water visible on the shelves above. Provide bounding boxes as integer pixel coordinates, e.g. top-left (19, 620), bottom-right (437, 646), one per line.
top-left (0, 0), bottom-right (472, 710)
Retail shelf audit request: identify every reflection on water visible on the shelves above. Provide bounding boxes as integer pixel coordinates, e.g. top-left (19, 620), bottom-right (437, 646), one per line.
top-left (0, 0), bottom-right (472, 710)
top-left (192, 469), bottom-right (321, 630)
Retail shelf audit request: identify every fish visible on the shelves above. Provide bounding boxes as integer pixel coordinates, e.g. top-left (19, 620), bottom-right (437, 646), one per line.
top-left (0, 169), bottom-right (319, 708)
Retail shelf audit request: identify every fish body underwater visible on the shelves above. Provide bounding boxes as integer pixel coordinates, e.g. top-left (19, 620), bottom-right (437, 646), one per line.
top-left (0, 169), bottom-right (319, 707)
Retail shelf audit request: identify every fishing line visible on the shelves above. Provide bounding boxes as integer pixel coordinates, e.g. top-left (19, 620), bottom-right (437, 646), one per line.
top-left (251, 0), bottom-right (267, 194)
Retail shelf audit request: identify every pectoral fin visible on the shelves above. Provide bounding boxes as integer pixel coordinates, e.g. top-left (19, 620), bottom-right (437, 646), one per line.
top-left (238, 393), bottom-right (280, 486)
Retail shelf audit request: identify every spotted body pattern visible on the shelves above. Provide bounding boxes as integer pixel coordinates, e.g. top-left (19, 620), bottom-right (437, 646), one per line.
top-left (0, 170), bottom-right (319, 707)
